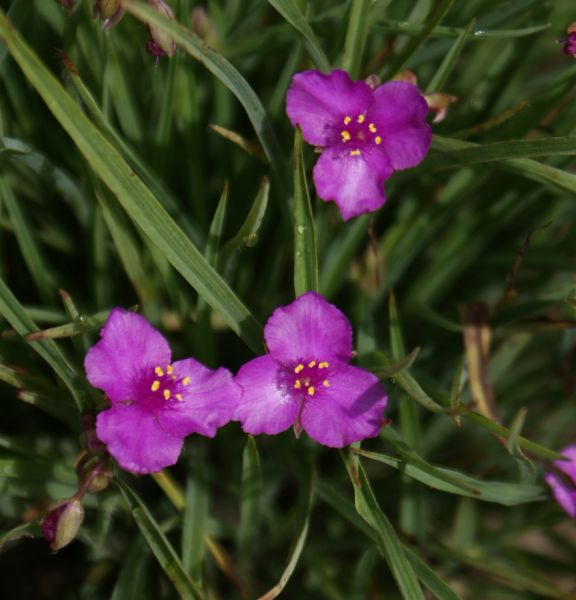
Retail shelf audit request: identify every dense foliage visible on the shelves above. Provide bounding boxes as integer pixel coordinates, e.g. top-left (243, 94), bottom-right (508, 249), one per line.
top-left (0, 1), bottom-right (575, 598)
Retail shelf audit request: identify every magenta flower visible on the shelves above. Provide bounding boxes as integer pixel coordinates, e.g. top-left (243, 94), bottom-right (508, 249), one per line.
top-left (85, 309), bottom-right (240, 474)
top-left (286, 69), bottom-right (432, 220)
top-left (234, 292), bottom-right (388, 447)
top-left (545, 445), bottom-right (576, 518)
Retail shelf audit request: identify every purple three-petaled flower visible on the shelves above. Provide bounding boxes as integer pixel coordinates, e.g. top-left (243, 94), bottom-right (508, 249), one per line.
top-left (234, 292), bottom-right (388, 447)
top-left (85, 309), bottom-right (240, 474)
top-left (545, 445), bottom-right (576, 518)
top-left (286, 69), bottom-right (432, 221)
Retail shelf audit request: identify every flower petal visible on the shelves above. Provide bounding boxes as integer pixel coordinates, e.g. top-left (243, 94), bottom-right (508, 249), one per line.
top-left (545, 472), bottom-right (576, 518)
top-left (234, 355), bottom-right (299, 435)
top-left (96, 405), bottom-right (183, 474)
top-left (156, 359), bottom-right (240, 438)
top-left (286, 69), bottom-right (373, 146)
top-left (264, 292), bottom-right (353, 364)
top-left (368, 81), bottom-right (431, 170)
top-left (85, 309), bottom-right (171, 403)
top-left (299, 364), bottom-right (387, 447)
top-left (313, 145), bottom-right (392, 221)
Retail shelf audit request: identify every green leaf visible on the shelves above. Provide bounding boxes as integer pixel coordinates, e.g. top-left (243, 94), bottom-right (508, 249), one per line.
top-left (377, 21), bottom-right (550, 40)
top-left (345, 459), bottom-right (425, 600)
top-left (426, 19), bottom-right (474, 92)
top-left (357, 448), bottom-right (544, 505)
top-left (117, 480), bottom-right (204, 600)
top-left (121, 0), bottom-right (284, 175)
top-left (385, 0), bottom-right (456, 78)
top-left (110, 536), bottom-right (152, 600)
top-left (0, 521), bottom-right (41, 550)
top-left (266, 0), bottom-right (330, 71)
top-left (257, 464), bottom-right (314, 600)
top-left (221, 177), bottom-right (269, 264)
top-left (404, 546), bottom-right (463, 600)
top-left (0, 9), bottom-right (263, 353)
top-left (293, 128), bottom-right (318, 296)
top-left (341, 0), bottom-right (374, 78)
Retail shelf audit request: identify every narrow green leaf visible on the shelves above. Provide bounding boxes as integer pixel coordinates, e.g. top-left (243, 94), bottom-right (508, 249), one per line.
top-left (341, 0), bottom-right (373, 78)
top-left (117, 480), bottom-right (204, 600)
top-left (266, 0), bottom-right (330, 71)
top-left (257, 465), bottom-right (314, 600)
top-left (110, 536), bottom-right (152, 600)
top-left (432, 135), bottom-right (576, 165)
top-left (221, 177), bottom-right (269, 264)
top-left (388, 292), bottom-right (406, 359)
top-left (368, 347), bottom-right (420, 378)
top-left (357, 448), bottom-right (544, 505)
top-left (426, 19), bottom-right (474, 92)
top-left (293, 129), bottom-right (318, 296)
top-left (345, 459), bottom-right (425, 600)
top-left (0, 10), bottom-right (263, 353)
top-left (385, 0), bottom-right (456, 78)
top-left (25, 312), bottom-right (104, 341)
top-left (0, 274), bottom-right (85, 414)
top-left (121, 0), bottom-right (285, 174)
top-left (377, 21), bottom-right (550, 40)
top-left (404, 546), bottom-right (463, 600)
top-left (0, 177), bottom-right (55, 304)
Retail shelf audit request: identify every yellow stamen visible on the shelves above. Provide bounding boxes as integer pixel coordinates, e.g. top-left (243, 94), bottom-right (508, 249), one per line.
top-left (166, 365), bottom-right (174, 375)
top-left (182, 377), bottom-right (191, 385)
top-left (350, 149), bottom-right (361, 156)
top-left (176, 393), bottom-right (183, 402)
top-left (357, 114), bottom-right (365, 123)
top-left (344, 116), bottom-right (351, 125)
top-left (294, 364), bottom-right (304, 374)
top-left (323, 380), bottom-right (330, 387)
top-left (307, 386), bottom-right (316, 396)
top-left (341, 130), bottom-right (351, 142)
top-left (368, 123), bottom-right (377, 133)
top-left (155, 366), bottom-right (164, 377)
top-left (319, 361), bottom-right (329, 369)
top-left (375, 136), bottom-right (382, 144)
top-left (308, 360), bottom-right (317, 368)
top-left (151, 380), bottom-right (160, 392)
top-left (294, 380), bottom-right (302, 389)
top-left (163, 389), bottom-right (171, 400)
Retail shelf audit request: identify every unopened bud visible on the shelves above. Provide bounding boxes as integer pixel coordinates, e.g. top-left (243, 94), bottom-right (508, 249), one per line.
top-left (392, 70), bottom-right (418, 85)
top-left (146, 0), bottom-right (176, 61)
top-left (563, 23), bottom-right (576, 57)
top-left (93, 0), bottom-right (125, 30)
top-left (41, 498), bottom-right (85, 551)
top-left (190, 7), bottom-right (218, 48)
top-left (425, 92), bottom-right (458, 124)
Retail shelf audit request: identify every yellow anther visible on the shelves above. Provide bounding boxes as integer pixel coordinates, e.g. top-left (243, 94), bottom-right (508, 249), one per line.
top-left (344, 116), bottom-right (351, 125)
top-left (155, 366), bottom-right (164, 377)
top-left (357, 114), bottom-right (365, 123)
top-left (166, 365), bottom-right (174, 375)
top-left (350, 149), bottom-right (361, 156)
top-left (294, 380), bottom-right (302, 389)
top-left (163, 389), bottom-right (171, 400)
top-left (375, 136), bottom-right (382, 145)
top-left (368, 123), bottom-right (377, 133)
top-left (294, 364), bottom-right (304, 374)
top-left (151, 380), bottom-right (160, 392)
top-left (308, 360), bottom-right (317, 368)
top-left (341, 130), bottom-right (351, 142)
top-left (182, 377), bottom-right (191, 385)
top-left (323, 380), bottom-right (330, 387)
top-left (175, 393), bottom-right (183, 402)
top-left (307, 386), bottom-right (316, 396)
top-left (319, 362), bottom-right (329, 369)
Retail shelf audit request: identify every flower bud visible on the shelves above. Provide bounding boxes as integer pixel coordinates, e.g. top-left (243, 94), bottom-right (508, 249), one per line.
top-left (563, 23), bottom-right (576, 57)
top-left (146, 0), bottom-right (176, 61)
top-left (41, 498), bottom-right (85, 551)
top-left (190, 7), bottom-right (219, 48)
top-left (93, 0), bottom-right (125, 30)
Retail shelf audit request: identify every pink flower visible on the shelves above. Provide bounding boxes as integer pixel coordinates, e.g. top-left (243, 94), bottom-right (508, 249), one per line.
top-left (545, 445), bottom-right (576, 518)
top-left (85, 309), bottom-right (240, 474)
top-left (234, 292), bottom-right (388, 447)
top-left (286, 69), bottom-right (431, 220)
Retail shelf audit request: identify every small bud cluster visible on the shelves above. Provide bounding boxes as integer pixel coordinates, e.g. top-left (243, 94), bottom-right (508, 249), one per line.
top-left (40, 416), bottom-right (112, 551)
top-left (88, 0), bottom-right (177, 62)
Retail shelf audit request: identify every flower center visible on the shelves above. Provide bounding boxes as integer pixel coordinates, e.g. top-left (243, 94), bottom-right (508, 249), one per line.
top-left (339, 114), bottom-right (382, 156)
top-left (148, 363), bottom-right (190, 402)
top-left (290, 360), bottom-right (331, 397)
